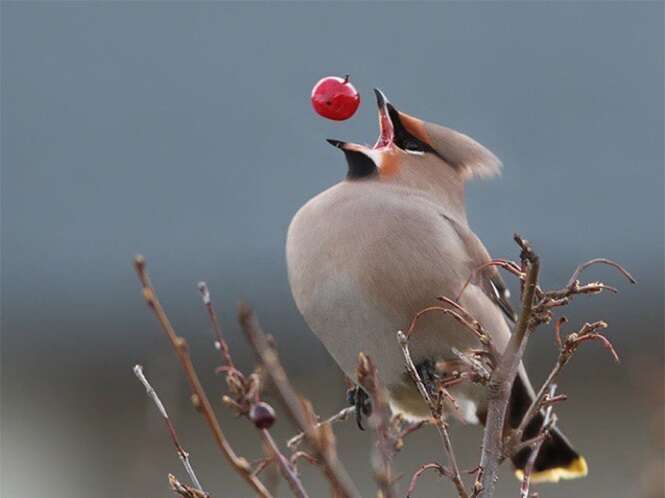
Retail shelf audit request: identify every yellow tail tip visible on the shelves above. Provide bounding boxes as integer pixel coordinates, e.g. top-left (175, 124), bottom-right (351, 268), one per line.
top-left (515, 456), bottom-right (588, 483)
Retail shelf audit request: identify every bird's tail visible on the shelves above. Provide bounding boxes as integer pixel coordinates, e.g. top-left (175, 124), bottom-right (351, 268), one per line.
top-left (507, 375), bottom-right (588, 483)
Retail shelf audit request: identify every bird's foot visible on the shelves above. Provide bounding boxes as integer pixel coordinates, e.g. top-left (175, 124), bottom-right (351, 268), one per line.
top-left (415, 359), bottom-right (439, 397)
top-left (346, 386), bottom-right (372, 430)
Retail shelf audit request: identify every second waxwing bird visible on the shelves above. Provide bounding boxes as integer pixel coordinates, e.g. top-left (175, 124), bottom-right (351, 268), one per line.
top-left (286, 89), bottom-right (588, 483)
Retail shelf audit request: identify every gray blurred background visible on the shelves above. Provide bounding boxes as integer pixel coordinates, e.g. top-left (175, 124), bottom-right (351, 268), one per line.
top-left (2, 2), bottom-right (663, 498)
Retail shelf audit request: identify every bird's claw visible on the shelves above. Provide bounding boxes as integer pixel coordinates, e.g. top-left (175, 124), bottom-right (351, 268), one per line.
top-left (416, 359), bottom-right (439, 396)
top-left (346, 386), bottom-right (372, 430)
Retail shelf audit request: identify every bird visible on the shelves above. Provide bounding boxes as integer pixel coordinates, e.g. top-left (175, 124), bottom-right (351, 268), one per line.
top-left (286, 88), bottom-right (587, 483)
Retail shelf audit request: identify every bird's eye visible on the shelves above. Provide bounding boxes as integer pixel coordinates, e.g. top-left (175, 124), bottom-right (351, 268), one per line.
top-left (404, 144), bottom-right (425, 156)
top-left (399, 138), bottom-right (432, 155)
top-left (405, 142), bottom-right (423, 151)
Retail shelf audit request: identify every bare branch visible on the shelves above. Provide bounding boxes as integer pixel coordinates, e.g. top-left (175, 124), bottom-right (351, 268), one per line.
top-left (393, 419), bottom-right (430, 452)
top-left (137, 232), bottom-right (633, 498)
top-left (477, 234), bottom-right (540, 498)
top-left (519, 385), bottom-right (558, 498)
top-left (507, 320), bottom-right (616, 451)
top-left (287, 406), bottom-right (356, 450)
top-left (407, 462), bottom-right (452, 498)
top-left (568, 323), bottom-right (619, 363)
top-left (260, 428), bottom-right (309, 498)
top-left (197, 281), bottom-right (235, 370)
top-left (134, 365), bottom-right (206, 493)
top-left (553, 316), bottom-right (567, 349)
top-left (406, 300), bottom-right (492, 351)
top-left (195, 283), bottom-right (309, 497)
top-left (133, 256), bottom-right (273, 498)
top-left (238, 303), bottom-right (362, 498)
top-left (169, 474), bottom-right (210, 498)
top-left (566, 258), bottom-right (636, 287)
top-left (251, 457), bottom-right (275, 478)
top-left (290, 450), bottom-right (320, 468)
top-left (397, 330), bottom-right (469, 498)
top-left (456, 259), bottom-right (525, 302)
top-left (357, 352), bottom-right (397, 498)
top-left (450, 348), bottom-right (492, 384)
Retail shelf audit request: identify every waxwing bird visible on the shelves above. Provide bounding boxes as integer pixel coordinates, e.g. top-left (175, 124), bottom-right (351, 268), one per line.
top-left (286, 89), bottom-right (587, 483)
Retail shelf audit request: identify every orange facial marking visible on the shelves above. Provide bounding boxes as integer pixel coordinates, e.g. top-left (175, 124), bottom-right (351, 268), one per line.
top-left (398, 112), bottom-right (431, 146)
top-left (378, 150), bottom-right (401, 177)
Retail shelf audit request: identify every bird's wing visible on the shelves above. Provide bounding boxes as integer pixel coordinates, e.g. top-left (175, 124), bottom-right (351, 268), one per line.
top-left (441, 213), bottom-right (517, 323)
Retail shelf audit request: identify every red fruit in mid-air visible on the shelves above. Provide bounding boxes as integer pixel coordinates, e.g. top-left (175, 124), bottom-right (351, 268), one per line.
top-left (311, 75), bottom-right (360, 121)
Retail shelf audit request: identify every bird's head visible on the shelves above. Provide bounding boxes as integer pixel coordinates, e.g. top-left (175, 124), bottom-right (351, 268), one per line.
top-left (328, 89), bottom-right (501, 184)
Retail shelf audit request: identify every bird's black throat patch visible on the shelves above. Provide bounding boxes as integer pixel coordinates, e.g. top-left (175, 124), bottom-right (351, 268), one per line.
top-left (343, 149), bottom-right (378, 180)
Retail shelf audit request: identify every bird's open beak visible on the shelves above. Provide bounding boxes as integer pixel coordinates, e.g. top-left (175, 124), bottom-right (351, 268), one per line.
top-left (373, 88), bottom-right (395, 149)
top-left (326, 88), bottom-right (395, 154)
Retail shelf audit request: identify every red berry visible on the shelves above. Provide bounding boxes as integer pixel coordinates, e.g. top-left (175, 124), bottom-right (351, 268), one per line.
top-left (311, 75), bottom-right (360, 121)
top-left (250, 402), bottom-right (276, 430)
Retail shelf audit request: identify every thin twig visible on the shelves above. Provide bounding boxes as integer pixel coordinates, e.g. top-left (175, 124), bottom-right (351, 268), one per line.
top-left (450, 348), bottom-right (492, 384)
top-left (260, 429), bottom-right (309, 498)
top-left (357, 352), bottom-right (397, 498)
top-left (407, 462), bottom-right (452, 498)
top-left (138, 231), bottom-right (633, 498)
top-left (406, 303), bottom-right (491, 348)
top-left (519, 385), bottom-right (558, 498)
top-left (134, 365), bottom-right (206, 493)
top-left (506, 320), bottom-right (613, 451)
top-left (290, 450), bottom-right (320, 468)
top-left (394, 419), bottom-right (430, 451)
top-left (196, 283), bottom-right (309, 497)
top-left (456, 259), bottom-right (524, 302)
top-left (251, 457), bottom-right (274, 478)
top-left (169, 474), bottom-right (210, 498)
top-left (287, 406), bottom-right (356, 450)
top-left (566, 258), bottom-right (636, 288)
top-left (397, 330), bottom-right (469, 498)
top-left (197, 281), bottom-right (235, 369)
top-left (528, 259), bottom-right (635, 328)
top-left (507, 363), bottom-right (563, 455)
top-left (238, 303), bottom-right (362, 498)
top-left (133, 256), bottom-right (273, 498)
